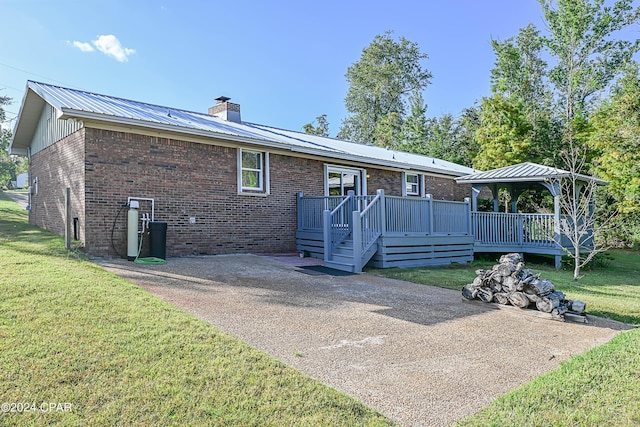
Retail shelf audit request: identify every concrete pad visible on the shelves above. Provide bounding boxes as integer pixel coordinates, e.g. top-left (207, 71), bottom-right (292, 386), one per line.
top-left (97, 254), bottom-right (633, 427)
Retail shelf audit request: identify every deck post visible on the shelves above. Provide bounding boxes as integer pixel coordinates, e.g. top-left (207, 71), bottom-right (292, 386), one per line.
top-left (518, 215), bottom-right (524, 245)
top-left (426, 194), bottom-right (433, 235)
top-left (297, 192), bottom-right (304, 231)
top-left (554, 255), bottom-right (562, 269)
top-left (553, 191), bottom-right (562, 269)
top-left (491, 184), bottom-right (499, 212)
top-left (464, 197), bottom-right (472, 236)
top-left (323, 209), bottom-right (331, 264)
top-left (377, 189), bottom-right (386, 237)
top-left (352, 210), bottom-right (362, 273)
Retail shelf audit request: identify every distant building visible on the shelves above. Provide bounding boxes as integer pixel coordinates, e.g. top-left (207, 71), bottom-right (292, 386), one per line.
top-left (15, 173), bottom-right (28, 189)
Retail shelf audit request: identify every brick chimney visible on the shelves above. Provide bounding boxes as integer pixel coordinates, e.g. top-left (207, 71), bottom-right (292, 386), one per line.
top-left (208, 96), bottom-right (241, 123)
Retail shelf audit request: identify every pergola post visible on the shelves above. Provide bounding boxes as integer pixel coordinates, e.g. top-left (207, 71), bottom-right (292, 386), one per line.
top-left (471, 185), bottom-right (482, 211)
top-left (491, 183), bottom-right (499, 212)
top-left (542, 181), bottom-right (563, 269)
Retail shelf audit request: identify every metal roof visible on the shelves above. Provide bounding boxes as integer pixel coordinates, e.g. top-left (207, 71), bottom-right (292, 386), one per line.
top-left (455, 162), bottom-right (608, 185)
top-left (9, 81), bottom-right (476, 177)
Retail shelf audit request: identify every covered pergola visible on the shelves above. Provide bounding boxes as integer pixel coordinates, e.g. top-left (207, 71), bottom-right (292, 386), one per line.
top-left (456, 162), bottom-right (608, 268)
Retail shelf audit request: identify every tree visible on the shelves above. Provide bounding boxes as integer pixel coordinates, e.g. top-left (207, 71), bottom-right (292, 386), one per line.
top-left (589, 64), bottom-right (640, 245)
top-left (539, 0), bottom-right (640, 125)
top-left (0, 95), bottom-right (19, 189)
top-left (478, 23), bottom-right (563, 170)
top-left (491, 24), bottom-right (551, 117)
top-left (453, 106), bottom-right (481, 167)
top-left (473, 95), bottom-right (533, 170)
top-left (422, 114), bottom-right (458, 160)
top-left (554, 143), bottom-right (614, 279)
top-left (373, 112), bottom-right (403, 149)
top-left (302, 114), bottom-right (330, 137)
top-left (338, 31), bottom-right (432, 145)
top-left (401, 91), bottom-right (429, 152)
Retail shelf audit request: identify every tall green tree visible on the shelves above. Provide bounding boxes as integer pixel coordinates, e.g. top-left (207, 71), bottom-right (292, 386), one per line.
top-left (477, 24), bottom-right (562, 169)
top-left (401, 90), bottom-right (429, 152)
top-left (422, 114), bottom-right (458, 160)
top-left (338, 31), bottom-right (432, 145)
top-left (589, 64), bottom-right (640, 244)
top-left (474, 95), bottom-right (533, 170)
top-left (451, 106), bottom-right (481, 168)
top-left (373, 112), bottom-right (404, 149)
top-left (0, 95), bottom-right (20, 189)
top-left (491, 24), bottom-right (551, 117)
top-left (540, 0), bottom-right (640, 125)
top-left (302, 114), bottom-right (330, 137)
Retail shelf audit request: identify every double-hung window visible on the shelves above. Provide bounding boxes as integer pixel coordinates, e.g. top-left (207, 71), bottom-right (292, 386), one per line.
top-left (238, 148), bottom-right (269, 195)
top-left (403, 172), bottom-right (425, 197)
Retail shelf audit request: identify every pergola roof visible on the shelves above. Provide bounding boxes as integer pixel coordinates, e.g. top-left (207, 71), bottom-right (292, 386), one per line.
top-left (455, 162), bottom-right (608, 186)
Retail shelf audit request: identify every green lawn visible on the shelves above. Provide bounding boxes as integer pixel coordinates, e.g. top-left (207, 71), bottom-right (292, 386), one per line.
top-left (369, 252), bottom-right (640, 426)
top-left (0, 193), bottom-right (394, 426)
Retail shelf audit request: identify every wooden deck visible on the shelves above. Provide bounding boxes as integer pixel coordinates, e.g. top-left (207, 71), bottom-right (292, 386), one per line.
top-left (297, 191), bottom-right (595, 272)
top-left (297, 192), bottom-right (474, 272)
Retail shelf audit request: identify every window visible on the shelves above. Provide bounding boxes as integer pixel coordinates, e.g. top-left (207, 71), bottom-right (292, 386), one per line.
top-left (405, 173), bottom-right (420, 196)
top-left (238, 149), bottom-right (269, 195)
top-left (403, 172), bottom-right (424, 197)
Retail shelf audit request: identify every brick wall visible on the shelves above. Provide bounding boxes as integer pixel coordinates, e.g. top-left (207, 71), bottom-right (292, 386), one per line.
top-left (29, 129), bottom-right (85, 242)
top-left (366, 169), bottom-right (402, 196)
top-left (367, 168), bottom-right (470, 200)
top-left (30, 126), bottom-right (472, 258)
top-left (83, 128), bottom-right (324, 257)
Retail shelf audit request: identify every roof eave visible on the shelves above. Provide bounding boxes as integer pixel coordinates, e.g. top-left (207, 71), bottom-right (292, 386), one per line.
top-left (62, 108), bottom-right (469, 177)
top-left (8, 85), bottom-right (45, 154)
top-left (456, 175), bottom-right (608, 186)
top-left (455, 176), bottom-right (551, 184)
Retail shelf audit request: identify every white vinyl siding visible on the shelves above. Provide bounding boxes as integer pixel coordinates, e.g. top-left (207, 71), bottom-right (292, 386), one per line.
top-left (31, 104), bottom-right (83, 155)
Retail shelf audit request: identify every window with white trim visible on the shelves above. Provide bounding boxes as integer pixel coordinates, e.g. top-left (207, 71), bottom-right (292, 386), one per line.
top-left (402, 172), bottom-right (425, 197)
top-left (405, 173), bottom-right (420, 196)
top-left (238, 148), bottom-right (269, 195)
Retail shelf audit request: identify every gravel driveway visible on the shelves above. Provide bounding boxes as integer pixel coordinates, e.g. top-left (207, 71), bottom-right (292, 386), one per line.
top-left (98, 254), bottom-right (633, 427)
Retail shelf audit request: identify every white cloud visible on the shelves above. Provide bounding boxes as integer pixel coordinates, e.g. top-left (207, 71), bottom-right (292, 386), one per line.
top-left (71, 41), bottom-right (94, 52)
top-left (92, 35), bottom-right (135, 62)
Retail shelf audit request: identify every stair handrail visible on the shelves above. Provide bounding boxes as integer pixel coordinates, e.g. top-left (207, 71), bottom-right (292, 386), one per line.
top-left (323, 191), bottom-right (355, 262)
top-left (352, 189), bottom-right (384, 272)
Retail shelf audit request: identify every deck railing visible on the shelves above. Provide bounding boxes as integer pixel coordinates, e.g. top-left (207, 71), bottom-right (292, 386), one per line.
top-left (352, 190), bottom-right (384, 272)
top-left (472, 212), bottom-right (556, 248)
top-left (384, 196), bottom-right (431, 233)
top-left (433, 200), bottom-right (471, 234)
top-left (357, 191), bottom-right (383, 254)
top-left (384, 196), bottom-right (471, 235)
top-left (298, 192), bottom-right (472, 237)
top-left (297, 195), bottom-right (345, 231)
top-left (323, 193), bottom-right (355, 261)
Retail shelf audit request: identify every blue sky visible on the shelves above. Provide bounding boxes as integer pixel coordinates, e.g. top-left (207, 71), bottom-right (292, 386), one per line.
top-left (2, 1), bottom-right (549, 136)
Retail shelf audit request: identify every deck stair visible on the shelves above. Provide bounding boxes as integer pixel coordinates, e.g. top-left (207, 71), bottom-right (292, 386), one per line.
top-left (325, 238), bottom-right (379, 273)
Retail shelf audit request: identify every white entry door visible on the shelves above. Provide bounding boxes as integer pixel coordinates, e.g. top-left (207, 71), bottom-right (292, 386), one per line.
top-left (325, 166), bottom-right (365, 196)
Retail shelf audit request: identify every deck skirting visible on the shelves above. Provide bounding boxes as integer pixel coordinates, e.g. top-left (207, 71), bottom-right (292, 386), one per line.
top-left (296, 230), bottom-right (473, 269)
top-left (372, 235), bottom-right (473, 268)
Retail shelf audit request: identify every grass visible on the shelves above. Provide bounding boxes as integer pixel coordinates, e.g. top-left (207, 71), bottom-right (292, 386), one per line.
top-left (369, 252), bottom-right (640, 426)
top-left (0, 193), bottom-right (394, 426)
top-left (368, 251), bottom-right (640, 325)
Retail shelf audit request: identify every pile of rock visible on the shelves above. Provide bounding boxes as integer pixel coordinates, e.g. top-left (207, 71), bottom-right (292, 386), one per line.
top-left (462, 253), bottom-right (587, 322)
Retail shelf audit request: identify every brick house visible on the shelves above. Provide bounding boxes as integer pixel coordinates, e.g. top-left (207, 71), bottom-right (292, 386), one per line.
top-left (9, 81), bottom-right (477, 263)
